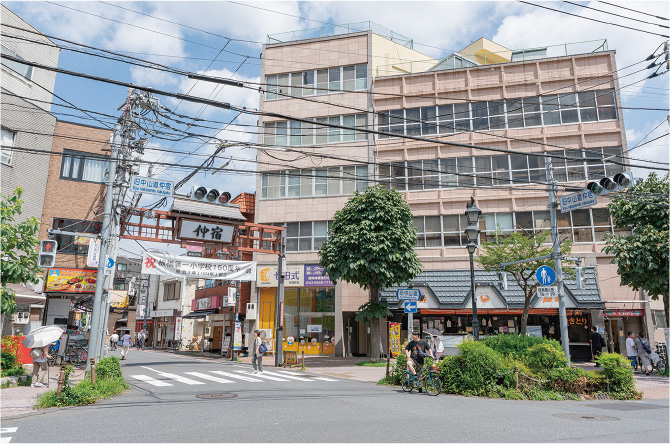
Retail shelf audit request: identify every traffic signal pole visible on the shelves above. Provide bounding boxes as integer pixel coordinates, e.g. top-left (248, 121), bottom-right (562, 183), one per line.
top-left (274, 232), bottom-right (285, 367)
top-left (545, 157), bottom-right (571, 365)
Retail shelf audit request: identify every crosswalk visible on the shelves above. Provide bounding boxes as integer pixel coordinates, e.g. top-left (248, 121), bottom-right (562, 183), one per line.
top-left (129, 368), bottom-right (337, 388)
top-left (0, 427), bottom-right (18, 444)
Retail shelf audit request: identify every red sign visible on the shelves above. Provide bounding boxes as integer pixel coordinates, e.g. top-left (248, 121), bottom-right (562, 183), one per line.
top-left (191, 295), bottom-right (220, 311)
top-left (604, 310), bottom-right (644, 317)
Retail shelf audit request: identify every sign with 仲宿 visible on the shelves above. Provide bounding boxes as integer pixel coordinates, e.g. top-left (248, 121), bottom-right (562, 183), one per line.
top-left (130, 175), bottom-right (173, 197)
top-left (179, 220), bottom-right (235, 244)
top-left (560, 190), bottom-right (597, 212)
top-left (141, 252), bottom-right (256, 281)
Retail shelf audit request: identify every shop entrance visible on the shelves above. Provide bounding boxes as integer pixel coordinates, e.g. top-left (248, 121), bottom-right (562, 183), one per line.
top-left (605, 318), bottom-right (624, 354)
top-left (212, 326), bottom-right (223, 352)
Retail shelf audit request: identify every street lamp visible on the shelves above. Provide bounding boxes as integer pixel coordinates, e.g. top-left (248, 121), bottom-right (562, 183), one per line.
top-left (464, 197), bottom-right (482, 340)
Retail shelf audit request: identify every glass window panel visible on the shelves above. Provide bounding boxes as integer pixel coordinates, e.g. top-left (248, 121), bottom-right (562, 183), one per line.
top-left (301, 169), bottom-right (312, 196)
top-left (594, 227), bottom-right (612, 241)
top-left (302, 71), bottom-right (315, 96)
top-left (287, 171), bottom-right (301, 197)
top-left (506, 99), bottom-right (523, 114)
top-left (61, 156), bottom-right (72, 177)
top-left (299, 221), bottom-right (312, 237)
top-left (541, 95), bottom-right (559, 111)
top-left (510, 154), bottom-right (527, 170)
top-left (483, 214), bottom-right (496, 232)
top-left (472, 117), bottom-right (489, 131)
top-left (266, 75), bottom-right (277, 100)
top-left (343, 66), bottom-right (355, 91)
top-left (290, 121), bottom-right (302, 146)
top-left (389, 109), bottom-right (405, 125)
top-left (412, 216), bottom-right (424, 232)
top-left (356, 114), bottom-right (368, 140)
top-left (522, 97), bottom-right (541, 113)
top-left (443, 233), bottom-right (461, 247)
top-left (328, 116), bottom-right (341, 142)
top-left (342, 115), bottom-right (356, 141)
top-left (327, 167), bottom-right (340, 195)
top-left (263, 122), bottom-right (276, 146)
top-left (286, 222), bottom-right (299, 237)
top-left (524, 113), bottom-right (542, 127)
top-left (355, 165), bottom-right (368, 192)
top-left (299, 237), bottom-right (312, 251)
top-left (313, 237), bottom-right (327, 250)
top-left (286, 238), bottom-right (298, 251)
top-left (580, 107), bottom-right (598, 122)
top-left (438, 104), bottom-right (453, 121)
top-left (356, 64), bottom-right (367, 79)
top-left (392, 163), bottom-right (406, 190)
top-left (527, 155), bottom-right (543, 169)
top-left (516, 212), bottom-right (533, 230)
top-left (598, 107), bottom-right (617, 120)
top-left (407, 160), bottom-right (423, 190)
top-left (596, 90), bottom-right (615, 106)
top-left (543, 111), bottom-right (561, 125)
top-left (578, 91), bottom-right (597, 108)
top-left (557, 211), bottom-right (571, 229)
top-left (421, 107), bottom-right (436, 121)
top-left (559, 93), bottom-right (578, 108)
top-left (454, 119), bottom-right (471, 131)
top-left (475, 156), bottom-right (491, 172)
top-left (425, 232), bottom-right (442, 248)
top-left (453, 103), bottom-right (470, 119)
top-left (496, 213), bottom-right (514, 230)
top-left (561, 108), bottom-right (579, 123)
top-left (315, 169), bottom-right (327, 195)
top-left (275, 121), bottom-right (287, 146)
top-left (277, 74), bottom-right (289, 95)
top-left (315, 118), bottom-right (328, 144)
top-left (489, 115), bottom-right (506, 130)
top-left (512, 169), bottom-right (529, 184)
top-left (425, 216), bottom-right (441, 233)
top-left (316, 69), bottom-right (328, 94)
top-left (571, 209), bottom-right (591, 227)
top-left (458, 157), bottom-right (474, 186)
top-left (574, 227), bottom-right (593, 243)
top-left (71, 157), bottom-right (81, 178)
top-left (328, 67), bottom-right (341, 91)
top-left (290, 72), bottom-right (303, 98)
top-left (342, 166), bottom-right (356, 194)
top-left (534, 211), bottom-right (551, 230)
top-left (471, 102), bottom-right (488, 118)
top-left (302, 121), bottom-right (314, 145)
top-left (443, 215), bottom-right (459, 232)
top-left (491, 155), bottom-right (508, 172)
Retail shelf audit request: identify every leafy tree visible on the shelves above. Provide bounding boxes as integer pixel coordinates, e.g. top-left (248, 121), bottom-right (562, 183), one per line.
top-left (319, 185), bottom-right (422, 360)
top-left (603, 173), bottom-right (669, 323)
top-left (477, 230), bottom-right (572, 335)
top-left (1, 188), bottom-right (41, 320)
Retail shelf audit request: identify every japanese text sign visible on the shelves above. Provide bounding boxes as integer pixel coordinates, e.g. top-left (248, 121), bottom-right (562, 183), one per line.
top-left (560, 190), bottom-right (597, 212)
top-left (257, 265), bottom-right (304, 287)
top-left (142, 252), bottom-right (256, 281)
top-left (304, 264), bottom-right (334, 287)
top-left (130, 175), bottom-right (173, 197)
top-left (179, 220), bottom-right (234, 244)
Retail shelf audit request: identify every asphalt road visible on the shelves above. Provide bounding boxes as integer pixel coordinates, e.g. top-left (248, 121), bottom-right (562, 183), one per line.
top-left (2, 349), bottom-right (669, 443)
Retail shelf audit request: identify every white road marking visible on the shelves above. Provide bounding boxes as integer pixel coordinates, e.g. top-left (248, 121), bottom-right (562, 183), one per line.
top-left (209, 371), bottom-right (262, 382)
top-left (0, 438), bottom-right (12, 444)
top-left (185, 372), bottom-right (234, 384)
top-left (131, 375), bottom-right (173, 387)
top-left (271, 371), bottom-right (314, 381)
top-left (234, 371), bottom-right (291, 381)
top-left (140, 366), bottom-right (160, 373)
top-left (156, 372), bottom-right (205, 385)
top-left (0, 429), bottom-right (17, 434)
top-left (312, 377), bottom-right (338, 382)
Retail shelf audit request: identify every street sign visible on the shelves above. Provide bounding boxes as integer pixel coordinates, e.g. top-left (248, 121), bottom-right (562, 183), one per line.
top-left (130, 175), bottom-right (173, 197)
top-left (186, 251), bottom-right (202, 257)
top-left (396, 288), bottom-right (421, 301)
top-left (536, 286), bottom-right (558, 300)
top-left (536, 266), bottom-right (556, 286)
top-left (403, 301), bottom-right (418, 313)
top-left (104, 257), bottom-right (115, 276)
top-left (560, 190), bottom-right (597, 212)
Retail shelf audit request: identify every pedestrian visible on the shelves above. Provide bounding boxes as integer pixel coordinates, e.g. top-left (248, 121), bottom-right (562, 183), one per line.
top-left (120, 331), bottom-right (132, 360)
top-left (635, 332), bottom-right (653, 375)
top-left (30, 345), bottom-right (49, 387)
top-left (137, 331), bottom-right (146, 350)
top-left (625, 331), bottom-right (637, 370)
top-left (109, 331), bottom-right (119, 351)
top-left (430, 334), bottom-right (444, 362)
top-left (251, 330), bottom-right (264, 374)
top-left (589, 326), bottom-right (606, 365)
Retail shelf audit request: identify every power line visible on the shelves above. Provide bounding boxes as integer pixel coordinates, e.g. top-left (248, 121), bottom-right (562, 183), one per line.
top-left (597, 1), bottom-right (669, 21)
top-left (563, 1), bottom-right (669, 29)
top-left (518, 1), bottom-right (669, 38)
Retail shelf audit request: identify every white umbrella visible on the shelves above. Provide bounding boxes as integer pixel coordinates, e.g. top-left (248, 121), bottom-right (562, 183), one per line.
top-left (22, 325), bottom-right (64, 349)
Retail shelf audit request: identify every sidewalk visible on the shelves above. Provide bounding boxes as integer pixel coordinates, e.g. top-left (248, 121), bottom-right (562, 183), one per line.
top-left (0, 367), bottom-right (87, 419)
top-left (574, 361), bottom-right (669, 399)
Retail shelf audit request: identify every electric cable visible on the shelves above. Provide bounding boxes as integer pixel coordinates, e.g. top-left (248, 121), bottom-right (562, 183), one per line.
top-left (563, 1), bottom-right (669, 29)
top-left (597, 1), bottom-right (669, 21)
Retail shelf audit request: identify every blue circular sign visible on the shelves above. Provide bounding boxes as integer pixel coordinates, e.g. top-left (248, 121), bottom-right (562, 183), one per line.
top-left (536, 266), bottom-right (556, 286)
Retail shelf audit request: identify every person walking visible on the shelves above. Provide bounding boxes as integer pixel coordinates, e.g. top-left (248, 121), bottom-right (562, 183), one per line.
top-left (251, 330), bottom-right (264, 374)
top-left (137, 331), bottom-right (146, 350)
top-left (590, 326), bottom-right (606, 365)
top-left (625, 331), bottom-right (638, 370)
top-left (120, 331), bottom-right (132, 360)
top-left (30, 345), bottom-right (49, 387)
top-left (635, 332), bottom-right (653, 375)
top-left (109, 331), bottom-right (119, 351)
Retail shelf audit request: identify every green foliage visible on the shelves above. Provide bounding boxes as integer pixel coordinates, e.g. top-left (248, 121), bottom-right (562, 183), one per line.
top-left (603, 173), bottom-right (669, 320)
top-left (1, 188), bottom-right (41, 315)
top-left (355, 360), bottom-right (389, 367)
top-left (480, 334), bottom-right (562, 360)
top-left (595, 352), bottom-right (641, 399)
top-left (477, 231), bottom-right (573, 334)
top-left (1, 337), bottom-right (26, 377)
top-left (547, 367), bottom-right (601, 395)
top-left (95, 356), bottom-right (123, 380)
top-left (354, 300), bottom-right (391, 324)
top-left (439, 340), bottom-right (508, 396)
top-left (378, 354), bottom-right (406, 385)
top-left (1, 350), bottom-right (16, 370)
top-left (525, 343), bottom-right (568, 373)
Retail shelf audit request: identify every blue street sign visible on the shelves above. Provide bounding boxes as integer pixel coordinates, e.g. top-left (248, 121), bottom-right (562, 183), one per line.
top-left (559, 190), bottom-right (597, 212)
top-left (130, 175), bottom-right (174, 197)
top-left (396, 288), bottom-right (421, 301)
top-left (536, 265), bottom-right (556, 286)
top-left (404, 301), bottom-right (418, 314)
top-left (106, 257), bottom-right (115, 269)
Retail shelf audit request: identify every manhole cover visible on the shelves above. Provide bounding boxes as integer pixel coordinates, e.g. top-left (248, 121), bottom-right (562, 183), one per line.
top-left (196, 393), bottom-right (237, 399)
top-left (553, 413), bottom-right (619, 421)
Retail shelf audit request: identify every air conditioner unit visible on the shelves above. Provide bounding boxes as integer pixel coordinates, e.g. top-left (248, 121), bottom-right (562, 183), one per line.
top-left (259, 329), bottom-right (272, 340)
top-left (246, 303), bottom-right (257, 319)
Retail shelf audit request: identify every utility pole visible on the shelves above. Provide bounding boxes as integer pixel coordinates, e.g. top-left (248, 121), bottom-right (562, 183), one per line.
top-left (545, 157), bottom-right (571, 365)
top-left (274, 232), bottom-right (286, 367)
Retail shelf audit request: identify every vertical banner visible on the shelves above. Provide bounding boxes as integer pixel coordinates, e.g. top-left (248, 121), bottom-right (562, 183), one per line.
top-left (86, 239), bottom-right (101, 268)
top-left (174, 317), bottom-right (183, 341)
top-left (389, 322), bottom-right (401, 357)
top-left (233, 322), bottom-right (242, 350)
top-left (226, 287), bottom-right (236, 307)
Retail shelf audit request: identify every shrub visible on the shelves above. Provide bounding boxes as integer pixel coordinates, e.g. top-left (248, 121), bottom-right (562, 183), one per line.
top-left (525, 343), bottom-right (568, 373)
top-left (547, 367), bottom-right (601, 395)
top-left (1, 350), bottom-right (16, 370)
top-left (439, 340), bottom-right (508, 396)
top-left (480, 334), bottom-right (562, 360)
top-left (595, 352), bottom-right (641, 399)
top-left (95, 356), bottom-right (123, 380)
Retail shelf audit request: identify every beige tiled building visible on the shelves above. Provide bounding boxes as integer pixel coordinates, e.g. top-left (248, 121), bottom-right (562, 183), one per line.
top-left (252, 24), bottom-right (661, 359)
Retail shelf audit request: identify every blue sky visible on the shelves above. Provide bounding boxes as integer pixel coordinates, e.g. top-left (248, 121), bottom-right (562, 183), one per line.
top-left (4, 1), bottom-right (668, 256)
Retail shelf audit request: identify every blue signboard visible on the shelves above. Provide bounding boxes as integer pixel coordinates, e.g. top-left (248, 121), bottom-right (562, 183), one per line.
top-left (404, 301), bottom-right (418, 314)
top-left (560, 190), bottom-right (597, 212)
top-left (130, 175), bottom-right (174, 197)
top-left (536, 266), bottom-right (556, 286)
top-left (396, 288), bottom-right (421, 301)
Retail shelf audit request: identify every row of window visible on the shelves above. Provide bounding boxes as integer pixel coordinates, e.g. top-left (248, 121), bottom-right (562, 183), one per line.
top-left (261, 165), bottom-right (369, 199)
top-left (263, 113), bottom-right (368, 146)
top-left (266, 64), bottom-right (368, 100)
top-left (377, 89), bottom-right (618, 137)
top-left (60, 149), bottom-right (108, 183)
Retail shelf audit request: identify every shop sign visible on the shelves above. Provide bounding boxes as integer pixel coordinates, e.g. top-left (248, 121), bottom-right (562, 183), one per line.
top-left (179, 220), bottom-right (234, 243)
top-left (304, 264), bottom-right (333, 287)
top-left (568, 316), bottom-right (588, 325)
top-left (150, 309), bottom-right (176, 318)
top-left (233, 322), bottom-right (242, 350)
top-left (604, 310), bottom-right (644, 317)
top-left (136, 305), bottom-right (151, 319)
top-left (226, 288), bottom-right (236, 307)
top-left (389, 322), bottom-right (401, 357)
top-left (174, 317), bottom-right (182, 341)
top-left (307, 324), bottom-right (322, 333)
top-left (192, 295), bottom-right (220, 311)
top-left (109, 290), bottom-right (128, 308)
top-left (45, 268), bottom-right (97, 293)
top-left (257, 265), bottom-right (303, 287)
top-left (142, 252), bottom-right (256, 281)
top-left (285, 351), bottom-right (298, 366)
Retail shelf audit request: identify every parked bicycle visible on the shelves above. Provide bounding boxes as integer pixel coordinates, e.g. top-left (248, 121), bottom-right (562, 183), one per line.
top-left (401, 358), bottom-right (442, 396)
top-left (173, 338), bottom-right (198, 351)
top-left (634, 347), bottom-right (668, 376)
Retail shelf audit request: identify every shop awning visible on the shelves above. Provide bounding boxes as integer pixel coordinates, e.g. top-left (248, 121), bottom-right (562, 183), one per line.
top-left (183, 309), bottom-right (217, 318)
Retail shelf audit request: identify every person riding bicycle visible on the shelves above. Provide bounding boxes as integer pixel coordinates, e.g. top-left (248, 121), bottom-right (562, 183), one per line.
top-left (405, 331), bottom-right (434, 392)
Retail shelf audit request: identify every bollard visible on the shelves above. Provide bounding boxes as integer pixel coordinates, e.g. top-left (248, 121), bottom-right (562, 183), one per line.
top-left (57, 365), bottom-right (66, 396)
top-left (386, 355), bottom-right (390, 380)
top-left (514, 366), bottom-right (519, 390)
top-left (90, 358), bottom-right (96, 385)
top-left (301, 351), bottom-right (305, 370)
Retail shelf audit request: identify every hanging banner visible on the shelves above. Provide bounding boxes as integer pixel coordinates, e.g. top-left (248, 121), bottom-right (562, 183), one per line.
top-left (109, 290), bottom-right (128, 308)
top-left (86, 239), bottom-right (101, 267)
top-left (389, 322), bottom-right (401, 357)
top-left (233, 322), bottom-right (242, 350)
top-left (141, 252), bottom-right (256, 281)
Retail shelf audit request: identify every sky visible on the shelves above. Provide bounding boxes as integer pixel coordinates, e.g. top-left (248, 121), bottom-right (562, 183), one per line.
top-left (3, 0), bottom-right (669, 257)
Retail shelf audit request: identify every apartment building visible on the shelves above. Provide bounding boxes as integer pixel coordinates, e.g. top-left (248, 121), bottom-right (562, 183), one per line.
top-left (256, 25), bottom-right (651, 359)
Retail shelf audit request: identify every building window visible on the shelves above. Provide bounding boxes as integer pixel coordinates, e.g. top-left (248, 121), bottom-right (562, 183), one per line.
top-left (264, 114), bottom-right (367, 147)
top-left (283, 221), bottom-right (333, 252)
top-left (117, 263), bottom-right (127, 272)
top-left (51, 218), bottom-right (102, 255)
top-left (1, 45), bottom-right (33, 81)
top-left (653, 310), bottom-right (668, 329)
top-left (261, 165), bottom-right (368, 200)
top-left (164, 282), bottom-right (179, 301)
top-left (114, 282), bottom-right (126, 290)
top-left (1, 128), bottom-right (15, 166)
top-left (265, 64), bottom-right (367, 100)
top-left (60, 150), bottom-right (107, 183)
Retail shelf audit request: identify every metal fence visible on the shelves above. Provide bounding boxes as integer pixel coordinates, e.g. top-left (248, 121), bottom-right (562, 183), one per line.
top-left (267, 20), bottom-right (413, 48)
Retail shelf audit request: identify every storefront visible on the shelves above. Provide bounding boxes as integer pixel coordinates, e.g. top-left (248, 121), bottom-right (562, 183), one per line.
top-left (603, 309), bottom-right (645, 355)
top-left (257, 264), bottom-right (336, 355)
top-left (183, 295), bottom-right (221, 352)
top-left (151, 309), bottom-right (179, 348)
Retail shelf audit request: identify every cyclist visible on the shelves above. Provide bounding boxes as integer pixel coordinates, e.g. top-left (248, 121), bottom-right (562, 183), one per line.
top-left (405, 331), bottom-right (434, 392)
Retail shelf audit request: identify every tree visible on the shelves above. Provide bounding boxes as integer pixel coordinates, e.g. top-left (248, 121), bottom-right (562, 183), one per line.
top-left (477, 230), bottom-right (573, 335)
top-left (1, 188), bottom-right (41, 324)
top-left (319, 185), bottom-right (422, 360)
top-left (602, 173), bottom-right (669, 323)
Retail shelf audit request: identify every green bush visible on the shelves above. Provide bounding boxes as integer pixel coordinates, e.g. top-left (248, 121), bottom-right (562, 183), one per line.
top-left (595, 352), bottom-right (641, 399)
top-left (525, 343), bottom-right (568, 373)
top-left (439, 340), bottom-right (509, 396)
top-left (1, 351), bottom-right (16, 369)
top-left (547, 367), bottom-right (601, 395)
top-left (95, 356), bottom-right (123, 380)
top-left (480, 334), bottom-right (562, 360)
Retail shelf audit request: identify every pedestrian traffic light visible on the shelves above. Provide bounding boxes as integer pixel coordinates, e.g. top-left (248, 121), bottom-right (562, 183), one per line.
top-left (191, 186), bottom-right (232, 205)
top-left (586, 171), bottom-right (634, 196)
top-left (38, 240), bottom-right (58, 268)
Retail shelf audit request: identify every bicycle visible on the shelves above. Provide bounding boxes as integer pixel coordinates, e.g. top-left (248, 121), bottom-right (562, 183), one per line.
top-left (634, 348), bottom-right (668, 376)
top-left (400, 358), bottom-right (442, 396)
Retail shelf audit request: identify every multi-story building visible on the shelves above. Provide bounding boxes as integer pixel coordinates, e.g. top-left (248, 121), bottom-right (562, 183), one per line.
top-left (253, 24), bottom-right (649, 359)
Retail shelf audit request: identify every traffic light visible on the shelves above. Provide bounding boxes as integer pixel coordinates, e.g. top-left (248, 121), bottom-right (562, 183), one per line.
top-left (575, 267), bottom-right (586, 289)
top-left (191, 186), bottom-right (232, 205)
top-left (586, 171), bottom-right (634, 196)
top-left (38, 240), bottom-right (58, 268)
top-left (497, 271), bottom-right (508, 291)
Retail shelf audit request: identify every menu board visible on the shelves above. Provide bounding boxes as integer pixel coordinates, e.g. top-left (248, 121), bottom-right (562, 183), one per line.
top-left (45, 268), bottom-right (97, 293)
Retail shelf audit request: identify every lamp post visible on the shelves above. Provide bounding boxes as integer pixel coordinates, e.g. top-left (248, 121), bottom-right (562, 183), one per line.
top-left (464, 197), bottom-right (482, 340)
